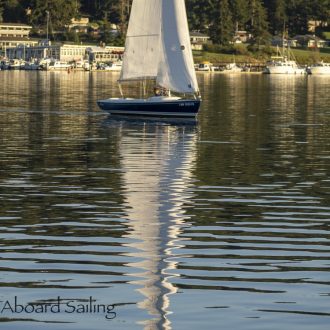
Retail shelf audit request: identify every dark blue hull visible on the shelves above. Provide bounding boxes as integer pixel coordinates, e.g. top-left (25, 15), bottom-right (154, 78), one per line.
top-left (97, 98), bottom-right (201, 118)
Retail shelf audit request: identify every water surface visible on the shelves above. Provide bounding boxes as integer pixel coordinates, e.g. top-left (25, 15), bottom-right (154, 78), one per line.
top-left (0, 71), bottom-right (329, 329)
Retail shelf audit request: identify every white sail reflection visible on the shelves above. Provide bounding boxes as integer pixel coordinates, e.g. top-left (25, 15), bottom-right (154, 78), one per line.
top-left (119, 124), bottom-right (197, 329)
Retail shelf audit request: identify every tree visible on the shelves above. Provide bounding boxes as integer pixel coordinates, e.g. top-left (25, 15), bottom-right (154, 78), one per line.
top-left (305, 0), bottom-right (330, 30)
top-left (186, 0), bottom-right (215, 33)
top-left (80, 0), bottom-right (130, 30)
top-left (0, 0), bottom-right (30, 23)
top-left (1, 0), bottom-right (329, 48)
top-left (230, 0), bottom-right (249, 31)
top-left (285, 0), bottom-right (330, 35)
top-left (264, 0), bottom-right (287, 34)
top-left (28, 0), bottom-right (79, 31)
top-left (248, 0), bottom-right (270, 46)
top-left (211, 0), bottom-right (234, 45)
top-left (0, 2), bottom-right (3, 22)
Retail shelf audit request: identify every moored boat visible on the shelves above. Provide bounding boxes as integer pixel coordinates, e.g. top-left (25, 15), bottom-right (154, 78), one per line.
top-left (308, 61), bottom-right (330, 75)
top-left (8, 59), bottom-right (24, 70)
top-left (100, 60), bottom-right (123, 71)
top-left (223, 62), bottom-right (242, 73)
top-left (44, 60), bottom-right (72, 71)
top-left (196, 61), bottom-right (215, 72)
top-left (24, 60), bottom-right (41, 70)
top-left (264, 56), bottom-right (306, 74)
top-left (0, 60), bottom-right (10, 70)
top-left (264, 46), bottom-right (306, 75)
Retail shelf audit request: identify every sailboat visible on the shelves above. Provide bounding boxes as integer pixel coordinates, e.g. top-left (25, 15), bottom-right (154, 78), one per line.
top-left (97, 0), bottom-right (201, 118)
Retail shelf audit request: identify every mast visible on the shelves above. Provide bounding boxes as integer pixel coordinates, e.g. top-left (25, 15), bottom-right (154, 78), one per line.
top-left (46, 10), bottom-right (50, 42)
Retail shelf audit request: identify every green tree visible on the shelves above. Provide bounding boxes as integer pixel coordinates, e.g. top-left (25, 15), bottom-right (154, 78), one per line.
top-left (0, 2), bottom-right (3, 22)
top-left (248, 0), bottom-right (270, 46)
top-left (0, 0), bottom-right (30, 23)
top-left (286, 0), bottom-right (330, 35)
top-left (80, 0), bottom-right (130, 30)
top-left (264, 0), bottom-right (287, 34)
top-left (186, 0), bottom-right (215, 33)
top-left (29, 0), bottom-right (78, 31)
top-left (79, 0), bottom-right (130, 38)
top-left (305, 0), bottom-right (330, 29)
top-left (230, 0), bottom-right (249, 31)
top-left (211, 0), bottom-right (234, 45)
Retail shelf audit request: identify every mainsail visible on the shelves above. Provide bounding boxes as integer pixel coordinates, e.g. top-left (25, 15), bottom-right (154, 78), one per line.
top-left (119, 0), bottom-right (199, 94)
top-left (157, 0), bottom-right (199, 94)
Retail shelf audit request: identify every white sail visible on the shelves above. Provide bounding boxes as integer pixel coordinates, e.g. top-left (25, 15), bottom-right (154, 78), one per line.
top-left (119, 0), bottom-right (162, 82)
top-left (120, 0), bottom-right (199, 95)
top-left (157, 0), bottom-right (199, 94)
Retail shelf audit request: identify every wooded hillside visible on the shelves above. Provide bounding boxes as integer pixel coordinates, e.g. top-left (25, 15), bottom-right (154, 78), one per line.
top-left (0, 0), bottom-right (329, 45)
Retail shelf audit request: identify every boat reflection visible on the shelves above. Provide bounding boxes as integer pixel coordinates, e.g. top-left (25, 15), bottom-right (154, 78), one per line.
top-left (113, 122), bottom-right (197, 329)
top-left (102, 115), bottom-right (198, 127)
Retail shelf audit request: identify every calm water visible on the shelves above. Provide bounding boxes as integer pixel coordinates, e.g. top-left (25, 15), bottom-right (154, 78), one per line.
top-left (0, 71), bottom-right (329, 330)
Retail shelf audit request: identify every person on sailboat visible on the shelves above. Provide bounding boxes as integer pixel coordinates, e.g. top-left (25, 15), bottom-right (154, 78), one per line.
top-left (154, 86), bottom-right (169, 97)
top-left (154, 86), bottom-right (161, 96)
top-left (161, 87), bottom-right (169, 96)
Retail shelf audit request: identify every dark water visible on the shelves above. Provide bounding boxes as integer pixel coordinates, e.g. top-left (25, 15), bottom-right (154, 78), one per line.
top-left (0, 71), bottom-right (329, 330)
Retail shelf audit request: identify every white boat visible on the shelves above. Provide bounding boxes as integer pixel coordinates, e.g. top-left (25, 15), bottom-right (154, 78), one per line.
top-left (97, 0), bottom-right (201, 118)
top-left (8, 59), bottom-right (24, 70)
top-left (101, 60), bottom-right (123, 71)
top-left (0, 60), bottom-right (10, 70)
top-left (39, 58), bottom-right (52, 70)
top-left (196, 61), bottom-right (215, 72)
top-left (308, 61), bottom-right (330, 75)
top-left (224, 62), bottom-right (242, 73)
top-left (72, 60), bottom-right (91, 71)
top-left (264, 46), bottom-right (306, 74)
top-left (24, 60), bottom-right (41, 70)
top-left (264, 57), bottom-right (306, 74)
top-left (46, 60), bottom-right (72, 71)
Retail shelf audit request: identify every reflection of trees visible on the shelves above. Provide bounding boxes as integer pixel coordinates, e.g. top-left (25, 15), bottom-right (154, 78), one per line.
top-left (196, 74), bottom-right (329, 192)
top-left (182, 73), bottom-right (330, 293)
top-left (1, 71), bottom-right (329, 325)
top-left (0, 71), bottom-right (126, 241)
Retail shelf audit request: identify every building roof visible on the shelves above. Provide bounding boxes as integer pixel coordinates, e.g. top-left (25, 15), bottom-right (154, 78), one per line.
top-left (0, 36), bottom-right (37, 42)
top-left (293, 34), bottom-right (326, 42)
top-left (190, 31), bottom-right (210, 38)
top-left (0, 23), bottom-right (32, 28)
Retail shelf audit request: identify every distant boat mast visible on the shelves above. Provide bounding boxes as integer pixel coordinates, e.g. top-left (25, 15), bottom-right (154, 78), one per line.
top-left (46, 10), bottom-right (50, 41)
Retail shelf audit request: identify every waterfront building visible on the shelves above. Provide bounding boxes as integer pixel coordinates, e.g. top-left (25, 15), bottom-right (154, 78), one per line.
top-left (190, 31), bottom-right (210, 50)
top-left (48, 43), bottom-right (89, 61)
top-left (5, 41), bottom-right (124, 63)
top-left (0, 23), bottom-right (38, 56)
top-left (5, 42), bottom-right (87, 61)
top-left (86, 46), bottom-right (124, 63)
top-left (0, 23), bottom-right (32, 38)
